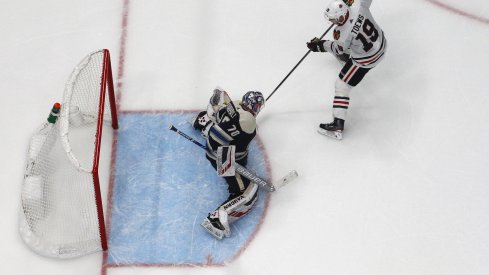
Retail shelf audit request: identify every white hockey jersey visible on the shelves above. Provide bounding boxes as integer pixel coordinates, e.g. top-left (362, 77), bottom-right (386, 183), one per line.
top-left (324, 0), bottom-right (386, 68)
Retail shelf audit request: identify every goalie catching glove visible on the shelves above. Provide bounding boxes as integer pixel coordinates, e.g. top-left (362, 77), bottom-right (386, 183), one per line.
top-left (206, 87), bottom-right (231, 119)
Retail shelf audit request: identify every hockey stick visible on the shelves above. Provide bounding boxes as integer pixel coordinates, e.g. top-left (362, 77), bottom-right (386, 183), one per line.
top-left (168, 124), bottom-right (297, 192)
top-left (266, 24), bottom-right (335, 101)
top-left (169, 124), bottom-right (207, 150)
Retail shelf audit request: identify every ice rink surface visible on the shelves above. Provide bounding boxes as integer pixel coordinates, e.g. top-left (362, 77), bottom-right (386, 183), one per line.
top-left (2, 0), bottom-right (489, 274)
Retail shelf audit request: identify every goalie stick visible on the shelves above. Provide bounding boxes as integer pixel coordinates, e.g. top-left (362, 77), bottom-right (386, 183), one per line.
top-left (168, 124), bottom-right (297, 192)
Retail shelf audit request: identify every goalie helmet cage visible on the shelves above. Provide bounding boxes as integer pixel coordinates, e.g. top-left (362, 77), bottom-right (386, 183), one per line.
top-left (19, 49), bottom-right (118, 259)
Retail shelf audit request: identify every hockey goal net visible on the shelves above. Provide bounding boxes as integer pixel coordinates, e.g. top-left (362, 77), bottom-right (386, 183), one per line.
top-left (20, 49), bottom-right (118, 258)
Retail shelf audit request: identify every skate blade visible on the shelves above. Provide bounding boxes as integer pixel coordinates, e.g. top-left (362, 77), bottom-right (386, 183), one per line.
top-left (317, 128), bottom-right (343, 140)
top-left (201, 219), bottom-right (224, 239)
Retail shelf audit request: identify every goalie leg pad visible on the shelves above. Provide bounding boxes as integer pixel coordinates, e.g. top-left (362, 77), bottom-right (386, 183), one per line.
top-left (220, 183), bottom-right (258, 224)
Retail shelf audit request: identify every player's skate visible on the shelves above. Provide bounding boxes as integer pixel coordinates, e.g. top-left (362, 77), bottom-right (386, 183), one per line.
top-left (318, 118), bottom-right (344, 140)
top-left (201, 209), bottom-right (230, 239)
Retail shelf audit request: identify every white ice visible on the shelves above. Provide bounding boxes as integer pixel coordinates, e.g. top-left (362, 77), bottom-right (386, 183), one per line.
top-left (2, 0), bottom-right (489, 274)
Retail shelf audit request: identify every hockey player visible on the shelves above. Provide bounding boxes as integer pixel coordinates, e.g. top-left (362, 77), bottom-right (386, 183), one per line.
top-left (192, 87), bottom-right (265, 239)
top-left (307, 0), bottom-right (386, 139)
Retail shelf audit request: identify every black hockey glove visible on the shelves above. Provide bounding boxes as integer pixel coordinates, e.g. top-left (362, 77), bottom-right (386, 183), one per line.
top-left (307, 37), bottom-right (326, 52)
top-left (336, 53), bottom-right (350, 63)
top-left (192, 110), bottom-right (212, 131)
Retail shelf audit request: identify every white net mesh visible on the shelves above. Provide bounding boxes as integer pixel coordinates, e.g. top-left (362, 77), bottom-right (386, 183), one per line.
top-left (59, 50), bottom-right (113, 172)
top-left (20, 50), bottom-right (116, 258)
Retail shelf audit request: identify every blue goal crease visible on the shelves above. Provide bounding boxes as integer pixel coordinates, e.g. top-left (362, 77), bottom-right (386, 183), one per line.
top-left (107, 112), bottom-right (270, 266)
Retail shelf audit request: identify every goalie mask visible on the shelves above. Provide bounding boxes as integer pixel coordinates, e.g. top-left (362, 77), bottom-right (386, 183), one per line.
top-left (241, 91), bottom-right (265, 116)
top-left (324, 0), bottom-right (350, 25)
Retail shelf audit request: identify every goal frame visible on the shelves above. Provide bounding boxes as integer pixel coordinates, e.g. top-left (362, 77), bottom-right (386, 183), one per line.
top-left (20, 49), bottom-right (118, 258)
top-left (92, 49), bottom-right (118, 251)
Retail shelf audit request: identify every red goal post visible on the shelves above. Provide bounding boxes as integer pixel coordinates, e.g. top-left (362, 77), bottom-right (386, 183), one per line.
top-left (20, 49), bottom-right (118, 258)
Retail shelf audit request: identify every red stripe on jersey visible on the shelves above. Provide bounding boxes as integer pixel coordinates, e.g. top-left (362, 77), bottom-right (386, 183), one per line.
top-left (358, 50), bottom-right (384, 65)
top-left (334, 101), bottom-right (349, 105)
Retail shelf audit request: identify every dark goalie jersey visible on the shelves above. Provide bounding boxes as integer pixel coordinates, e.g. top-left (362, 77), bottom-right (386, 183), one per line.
top-left (206, 100), bottom-right (256, 162)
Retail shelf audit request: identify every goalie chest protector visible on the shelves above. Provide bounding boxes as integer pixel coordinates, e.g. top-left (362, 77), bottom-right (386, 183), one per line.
top-left (206, 101), bottom-right (256, 161)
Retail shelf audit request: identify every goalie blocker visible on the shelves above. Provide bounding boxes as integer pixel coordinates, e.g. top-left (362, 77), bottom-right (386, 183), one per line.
top-left (217, 145), bottom-right (236, 177)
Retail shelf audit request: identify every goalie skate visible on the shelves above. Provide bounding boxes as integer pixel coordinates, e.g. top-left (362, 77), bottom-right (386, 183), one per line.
top-left (201, 219), bottom-right (224, 239)
top-left (201, 209), bottom-right (230, 240)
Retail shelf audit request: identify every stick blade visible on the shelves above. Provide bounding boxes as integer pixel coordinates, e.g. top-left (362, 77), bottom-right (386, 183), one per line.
top-left (272, 170), bottom-right (298, 190)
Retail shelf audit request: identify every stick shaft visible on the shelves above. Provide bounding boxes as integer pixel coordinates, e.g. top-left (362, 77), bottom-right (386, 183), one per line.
top-left (266, 24), bottom-right (335, 101)
top-left (169, 124), bottom-right (207, 149)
